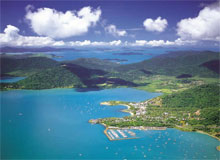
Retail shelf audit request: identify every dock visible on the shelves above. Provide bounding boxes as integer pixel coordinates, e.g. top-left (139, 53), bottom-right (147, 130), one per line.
top-left (127, 130), bottom-right (136, 136)
top-left (104, 128), bottom-right (139, 141)
top-left (117, 129), bottom-right (127, 138)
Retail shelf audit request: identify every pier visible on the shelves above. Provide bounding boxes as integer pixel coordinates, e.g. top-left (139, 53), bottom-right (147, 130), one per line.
top-left (127, 130), bottom-right (136, 136)
top-left (117, 129), bottom-right (127, 138)
top-left (104, 128), bottom-right (139, 141)
top-left (103, 126), bottom-right (167, 141)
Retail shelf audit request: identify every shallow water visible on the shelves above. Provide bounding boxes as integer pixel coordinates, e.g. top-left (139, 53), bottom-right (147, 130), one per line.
top-left (1, 88), bottom-right (219, 159)
top-left (0, 77), bottom-right (25, 83)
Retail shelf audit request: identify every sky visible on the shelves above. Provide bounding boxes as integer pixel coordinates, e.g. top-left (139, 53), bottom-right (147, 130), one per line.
top-left (0, 0), bottom-right (219, 49)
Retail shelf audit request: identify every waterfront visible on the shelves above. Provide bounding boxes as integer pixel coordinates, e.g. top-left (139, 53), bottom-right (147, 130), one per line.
top-left (1, 87), bottom-right (219, 159)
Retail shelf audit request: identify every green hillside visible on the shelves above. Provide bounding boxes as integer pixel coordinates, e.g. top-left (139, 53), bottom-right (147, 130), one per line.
top-left (162, 84), bottom-right (220, 108)
top-left (117, 51), bottom-right (220, 78)
top-left (1, 51), bottom-right (219, 91)
top-left (17, 66), bottom-right (83, 89)
top-left (200, 59), bottom-right (220, 74)
top-left (0, 57), bottom-right (58, 76)
top-left (63, 58), bottom-right (120, 72)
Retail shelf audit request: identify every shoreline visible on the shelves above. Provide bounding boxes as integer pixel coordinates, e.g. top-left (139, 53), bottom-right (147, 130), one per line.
top-left (196, 130), bottom-right (220, 141)
top-left (98, 120), bottom-right (220, 142)
top-left (99, 100), bottom-right (220, 142)
top-left (100, 101), bottom-right (134, 116)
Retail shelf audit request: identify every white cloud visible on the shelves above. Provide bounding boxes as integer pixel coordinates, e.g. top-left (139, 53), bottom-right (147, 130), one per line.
top-left (109, 40), bottom-right (121, 46)
top-left (133, 40), bottom-right (173, 47)
top-left (0, 25), bottom-right (196, 48)
top-left (69, 40), bottom-right (121, 46)
top-left (131, 39), bottom-right (196, 47)
top-left (177, 2), bottom-right (220, 41)
top-left (25, 6), bottom-right (101, 39)
top-left (25, 4), bottom-right (34, 12)
top-left (143, 17), bottom-right (168, 32)
top-left (0, 26), bottom-right (122, 47)
top-left (0, 25), bottom-right (64, 47)
top-left (105, 24), bottom-right (127, 37)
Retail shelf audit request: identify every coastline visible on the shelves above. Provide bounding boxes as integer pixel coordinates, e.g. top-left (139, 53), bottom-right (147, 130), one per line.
top-left (99, 100), bottom-right (220, 142)
top-left (196, 130), bottom-right (220, 141)
top-left (100, 101), bottom-right (134, 116)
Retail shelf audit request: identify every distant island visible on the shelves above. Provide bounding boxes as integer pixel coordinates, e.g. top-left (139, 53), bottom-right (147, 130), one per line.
top-left (103, 58), bottom-right (128, 62)
top-left (113, 52), bottom-right (144, 55)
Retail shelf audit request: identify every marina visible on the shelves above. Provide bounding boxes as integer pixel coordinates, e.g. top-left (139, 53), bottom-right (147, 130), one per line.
top-left (103, 126), bottom-right (167, 141)
top-left (104, 128), bottom-right (139, 141)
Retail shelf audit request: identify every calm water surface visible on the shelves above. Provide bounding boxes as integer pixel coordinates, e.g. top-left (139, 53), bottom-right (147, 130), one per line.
top-left (1, 87), bottom-right (219, 159)
top-left (0, 77), bottom-right (25, 83)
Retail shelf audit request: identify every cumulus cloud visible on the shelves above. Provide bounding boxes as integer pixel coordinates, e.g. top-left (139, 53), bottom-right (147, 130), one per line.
top-left (0, 25), bottom-right (64, 47)
top-left (105, 24), bottom-right (127, 37)
top-left (25, 4), bottom-right (34, 12)
top-left (177, 2), bottom-right (220, 41)
top-left (0, 25), bottom-right (197, 48)
top-left (133, 40), bottom-right (173, 47)
top-left (69, 40), bottom-right (121, 46)
top-left (0, 25), bottom-right (122, 47)
top-left (25, 6), bottom-right (101, 39)
top-left (131, 39), bottom-right (196, 47)
top-left (143, 17), bottom-right (168, 32)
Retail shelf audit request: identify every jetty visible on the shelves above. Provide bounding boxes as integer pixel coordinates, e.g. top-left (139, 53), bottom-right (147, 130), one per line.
top-left (104, 128), bottom-right (139, 141)
top-left (127, 130), bottom-right (136, 136)
top-left (110, 129), bottom-right (119, 138)
top-left (117, 129), bottom-right (127, 138)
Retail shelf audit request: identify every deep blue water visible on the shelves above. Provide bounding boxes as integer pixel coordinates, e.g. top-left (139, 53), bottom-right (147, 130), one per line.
top-left (1, 87), bottom-right (219, 159)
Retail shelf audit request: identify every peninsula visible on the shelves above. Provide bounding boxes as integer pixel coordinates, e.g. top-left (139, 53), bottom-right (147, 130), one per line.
top-left (90, 84), bottom-right (220, 141)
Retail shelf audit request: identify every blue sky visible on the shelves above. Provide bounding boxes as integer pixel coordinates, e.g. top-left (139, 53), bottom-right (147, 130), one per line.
top-left (0, 0), bottom-right (219, 48)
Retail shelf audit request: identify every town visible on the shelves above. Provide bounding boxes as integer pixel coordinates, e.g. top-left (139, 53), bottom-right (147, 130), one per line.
top-left (90, 98), bottom-right (202, 132)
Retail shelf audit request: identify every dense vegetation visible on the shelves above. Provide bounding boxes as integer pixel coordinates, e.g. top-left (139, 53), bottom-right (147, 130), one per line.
top-left (0, 56), bottom-right (137, 90)
top-left (0, 57), bottom-right (58, 76)
top-left (17, 66), bottom-right (83, 89)
top-left (63, 58), bottom-right (120, 72)
top-left (162, 84), bottom-right (220, 108)
top-left (201, 59), bottom-right (220, 74)
top-left (96, 83), bottom-right (220, 138)
top-left (117, 51), bottom-right (220, 78)
top-left (0, 51), bottom-right (219, 91)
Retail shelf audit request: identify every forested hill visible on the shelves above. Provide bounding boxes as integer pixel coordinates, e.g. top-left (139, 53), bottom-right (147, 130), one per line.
top-left (0, 57), bottom-right (58, 76)
top-left (62, 58), bottom-right (120, 72)
top-left (0, 56), bottom-right (136, 90)
top-left (117, 51), bottom-right (220, 78)
top-left (17, 66), bottom-right (83, 89)
top-left (1, 50), bottom-right (219, 90)
top-left (161, 84), bottom-right (220, 108)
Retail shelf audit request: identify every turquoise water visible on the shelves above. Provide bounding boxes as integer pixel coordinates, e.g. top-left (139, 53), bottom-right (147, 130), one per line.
top-left (0, 77), bottom-right (25, 83)
top-left (47, 48), bottom-right (168, 64)
top-left (2, 48), bottom-right (167, 64)
top-left (1, 88), bottom-right (219, 159)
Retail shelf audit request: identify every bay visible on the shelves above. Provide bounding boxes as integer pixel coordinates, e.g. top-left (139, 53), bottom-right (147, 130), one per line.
top-left (1, 88), bottom-right (219, 159)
